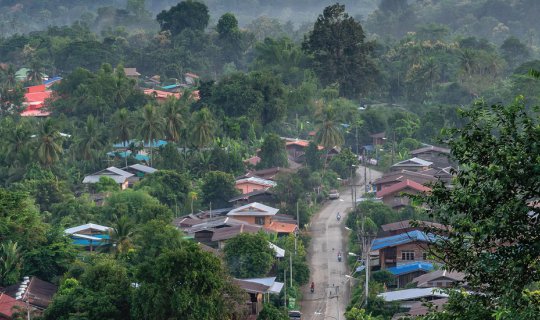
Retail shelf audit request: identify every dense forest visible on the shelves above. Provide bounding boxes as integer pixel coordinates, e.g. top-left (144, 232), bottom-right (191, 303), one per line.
top-left (0, 0), bottom-right (539, 319)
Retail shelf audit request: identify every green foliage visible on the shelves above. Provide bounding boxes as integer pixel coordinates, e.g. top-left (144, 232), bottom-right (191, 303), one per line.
top-left (156, 0), bottom-right (210, 35)
top-left (201, 170), bottom-right (238, 208)
top-left (275, 234), bottom-right (310, 286)
top-left (258, 133), bottom-right (288, 169)
top-left (101, 189), bottom-right (172, 224)
top-left (44, 257), bottom-right (132, 320)
top-left (224, 233), bottom-right (275, 278)
top-left (345, 307), bottom-right (383, 320)
top-left (135, 170), bottom-right (190, 211)
top-left (257, 303), bottom-right (289, 320)
top-left (132, 243), bottom-right (244, 320)
top-left (0, 241), bottom-right (21, 286)
top-left (95, 176), bottom-right (120, 193)
top-left (417, 98), bottom-right (540, 317)
top-left (303, 3), bottom-right (380, 98)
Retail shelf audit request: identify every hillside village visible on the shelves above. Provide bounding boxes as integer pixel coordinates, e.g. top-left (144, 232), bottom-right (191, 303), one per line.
top-left (0, 1), bottom-right (539, 320)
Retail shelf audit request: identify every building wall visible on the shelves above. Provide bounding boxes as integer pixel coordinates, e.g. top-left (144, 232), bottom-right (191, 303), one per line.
top-left (397, 270), bottom-right (427, 288)
top-left (233, 216), bottom-right (272, 226)
top-left (381, 188), bottom-right (420, 209)
top-left (236, 182), bottom-right (268, 194)
top-left (379, 241), bottom-right (429, 268)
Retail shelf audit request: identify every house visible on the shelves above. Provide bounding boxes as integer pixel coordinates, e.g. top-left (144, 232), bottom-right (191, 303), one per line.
top-left (377, 287), bottom-right (448, 309)
top-left (64, 223), bottom-right (111, 251)
top-left (284, 139), bottom-right (324, 163)
top-left (373, 170), bottom-right (437, 192)
top-left (265, 221), bottom-right (298, 236)
top-left (143, 89), bottom-right (181, 102)
top-left (402, 298), bottom-right (448, 318)
top-left (20, 85), bottom-right (52, 117)
top-left (228, 189), bottom-right (275, 206)
top-left (123, 67), bottom-right (141, 80)
top-left (371, 230), bottom-right (439, 269)
top-left (233, 277), bottom-right (284, 317)
top-left (226, 202), bottom-right (279, 227)
top-left (121, 164), bottom-right (157, 185)
top-left (391, 158), bottom-right (433, 172)
top-left (380, 220), bottom-right (447, 237)
top-left (82, 167), bottom-right (134, 190)
top-left (4, 277), bottom-right (57, 311)
top-left (419, 167), bottom-right (454, 186)
top-left (387, 262), bottom-right (434, 288)
top-left (0, 293), bottom-right (25, 320)
top-left (241, 167), bottom-right (294, 181)
top-left (376, 179), bottom-right (431, 209)
top-left (411, 145), bottom-right (451, 169)
top-left (411, 270), bottom-right (466, 288)
top-left (235, 177), bottom-right (276, 194)
top-left (211, 224), bottom-right (264, 249)
top-left (184, 72), bottom-right (200, 86)
top-left (370, 132), bottom-right (386, 146)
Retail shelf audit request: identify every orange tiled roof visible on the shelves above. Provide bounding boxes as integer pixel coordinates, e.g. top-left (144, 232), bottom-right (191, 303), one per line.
top-left (265, 221), bottom-right (298, 234)
top-left (377, 179), bottom-right (432, 198)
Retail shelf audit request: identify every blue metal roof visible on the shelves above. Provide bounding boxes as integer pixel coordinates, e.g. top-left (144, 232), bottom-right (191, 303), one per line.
top-left (71, 234), bottom-right (110, 246)
top-left (371, 230), bottom-right (438, 251)
top-left (106, 151), bottom-right (150, 162)
top-left (43, 76), bottom-right (62, 85)
top-left (161, 84), bottom-right (181, 90)
top-left (387, 262), bottom-right (434, 276)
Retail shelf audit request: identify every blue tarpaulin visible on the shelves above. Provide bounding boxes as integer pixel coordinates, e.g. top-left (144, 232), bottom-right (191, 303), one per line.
top-left (371, 230), bottom-right (439, 251)
top-left (387, 262), bottom-right (434, 276)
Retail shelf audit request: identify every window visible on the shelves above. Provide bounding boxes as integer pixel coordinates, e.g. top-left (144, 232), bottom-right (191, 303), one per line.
top-left (401, 251), bottom-right (415, 261)
top-left (423, 252), bottom-right (428, 260)
top-left (255, 217), bottom-right (265, 225)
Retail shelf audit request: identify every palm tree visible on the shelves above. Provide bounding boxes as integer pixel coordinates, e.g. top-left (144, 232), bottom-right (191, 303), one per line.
top-left (140, 104), bottom-right (164, 166)
top-left (1, 64), bottom-right (17, 89)
top-left (162, 96), bottom-right (184, 143)
top-left (27, 60), bottom-right (44, 85)
top-left (113, 108), bottom-right (133, 167)
top-left (316, 106), bottom-right (344, 173)
top-left (5, 122), bottom-right (31, 163)
top-left (191, 107), bottom-right (215, 149)
top-left (108, 215), bottom-right (134, 256)
top-left (188, 191), bottom-right (198, 214)
top-left (0, 241), bottom-right (21, 286)
top-left (76, 115), bottom-right (108, 161)
top-left (36, 119), bottom-right (63, 167)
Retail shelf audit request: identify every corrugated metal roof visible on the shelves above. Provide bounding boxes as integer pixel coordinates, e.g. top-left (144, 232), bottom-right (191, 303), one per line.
top-left (378, 287), bottom-right (448, 302)
top-left (376, 179), bottom-right (432, 198)
top-left (387, 262), bottom-right (434, 276)
top-left (127, 164), bottom-right (157, 174)
top-left (268, 242), bottom-right (285, 258)
top-left (371, 230), bottom-right (438, 251)
top-left (64, 223), bottom-right (111, 234)
top-left (235, 176), bottom-right (277, 187)
top-left (227, 202), bottom-right (279, 216)
top-left (392, 157), bottom-right (433, 167)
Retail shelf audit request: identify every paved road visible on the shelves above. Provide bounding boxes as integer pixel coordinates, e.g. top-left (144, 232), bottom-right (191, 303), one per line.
top-left (300, 165), bottom-right (383, 320)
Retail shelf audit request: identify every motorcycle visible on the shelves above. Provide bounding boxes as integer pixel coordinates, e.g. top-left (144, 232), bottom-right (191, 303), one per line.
top-left (337, 213), bottom-right (341, 221)
top-left (310, 282), bottom-right (315, 293)
top-left (338, 252), bottom-right (342, 262)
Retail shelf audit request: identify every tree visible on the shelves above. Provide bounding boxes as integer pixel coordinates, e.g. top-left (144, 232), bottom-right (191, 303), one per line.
top-left (500, 36), bottom-right (530, 70)
top-left (44, 258), bottom-right (131, 320)
top-left (140, 104), bottom-right (164, 166)
top-left (417, 98), bottom-right (540, 318)
top-left (190, 107), bottom-right (215, 148)
top-left (112, 108), bottom-right (133, 145)
top-left (135, 170), bottom-right (190, 213)
top-left (101, 190), bottom-right (172, 224)
top-left (345, 307), bottom-right (382, 320)
top-left (156, 0), bottom-right (210, 36)
top-left (257, 304), bottom-right (289, 320)
top-left (162, 96), bottom-right (185, 143)
top-left (27, 60), bottom-right (44, 85)
top-left (223, 233), bottom-right (275, 278)
top-left (108, 215), bottom-right (134, 256)
top-left (36, 119), bottom-right (63, 167)
top-left (132, 243), bottom-right (245, 319)
top-left (76, 115), bottom-right (108, 161)
top-left (201, 171), bottom-right (238, 208)
top-left (302, 4), bottom-right (379, 98)
top-left (305, 141), bottom-right (323, 170)
top-left (257, 133), bottom-right (288, 169)
top-left (0, 241), bottom-right (21, 286)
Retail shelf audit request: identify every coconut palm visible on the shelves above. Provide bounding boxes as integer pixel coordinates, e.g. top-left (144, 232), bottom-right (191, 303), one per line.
top-left (188, 191), bottom-right (198, 214)
top-left (112, 108), bottom-right (133, 167)
top-left (76, 115), bottom-right (108, 161)
top-left (1, 64), bottom-right (17, 89)
top-left (191, 107), bottom-right (215, 149)
top-left (162, 96), bottom-right (185, 143)
top-left (5, 122), bottom-right (31, 163)
top-left (316, 106), bottom-right (344, 174)
top-left (0, 241), bottom-right (21, 286)
top-left (108, 215), bottom-right (134, 256)
top-left (36, 119), bottom-right (63, 167)
top-left (140, 104), bottom-right (164, 166)
top-left (27, 60), bottom-right (44, 85)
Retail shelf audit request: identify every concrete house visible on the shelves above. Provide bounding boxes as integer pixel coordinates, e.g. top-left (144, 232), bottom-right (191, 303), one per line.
top-left (226, 202), bottom-right (279, 227)
top-left (235, 176), bottom-right (276, 194)
top-left (82, 167), bottom-right (134, 190)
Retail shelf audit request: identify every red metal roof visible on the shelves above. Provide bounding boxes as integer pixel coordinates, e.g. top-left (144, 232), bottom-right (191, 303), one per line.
top-left (265, 221), bottom-right (298, 234)
top-left (376, 179), bottom-right (432, 198)
top-left (0, 293), bottom-right (25, 318)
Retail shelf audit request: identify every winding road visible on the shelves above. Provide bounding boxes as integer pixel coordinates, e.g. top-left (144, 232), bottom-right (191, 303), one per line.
top-left (300, 165), bottom-right (382, 320)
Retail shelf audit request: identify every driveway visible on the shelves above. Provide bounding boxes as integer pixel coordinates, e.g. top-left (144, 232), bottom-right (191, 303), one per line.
top-left (300, 165), bottom-right (383, 320)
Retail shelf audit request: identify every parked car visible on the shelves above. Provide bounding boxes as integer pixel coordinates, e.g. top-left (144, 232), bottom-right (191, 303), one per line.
top-left (289, 310), bottom-right (302, 319)
top-left (329, 189), bottom-right (340, 199)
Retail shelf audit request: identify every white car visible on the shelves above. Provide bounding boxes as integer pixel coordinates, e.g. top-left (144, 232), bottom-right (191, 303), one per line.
top-left (329, 189), bottom-right (340, 199)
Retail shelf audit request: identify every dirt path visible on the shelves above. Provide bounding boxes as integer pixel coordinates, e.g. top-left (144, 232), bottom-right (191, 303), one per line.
top-left (300, 165), bottom-right (383, 320)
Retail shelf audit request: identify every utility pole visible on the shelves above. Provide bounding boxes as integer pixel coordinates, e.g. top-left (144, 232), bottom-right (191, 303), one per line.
top-left (284, 269), bottom-right (287, 307)
top-left (290, 253), bottom-right (293, 287)
top-left (363, 149), bottom-right (367, 192)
